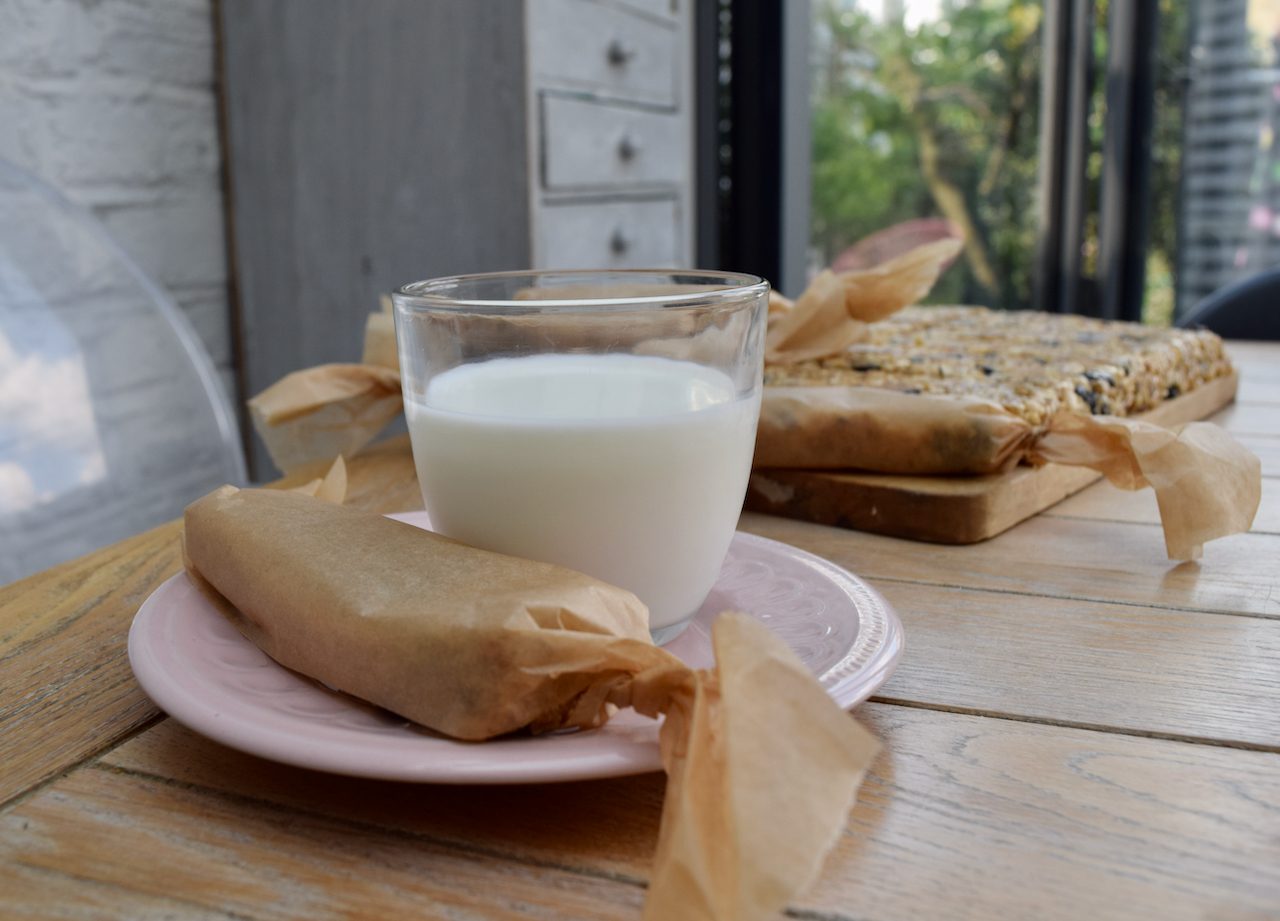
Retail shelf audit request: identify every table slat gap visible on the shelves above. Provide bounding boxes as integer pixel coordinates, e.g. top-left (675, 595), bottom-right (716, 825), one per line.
top-left (0, 711), bottom-right (168, 817)
top-left (81, 759), bottom-right (655, 892)
top-left (739, 513), bottom-right (1280, 618)
top-left (866, 697), bottom-right (1280, 754)
top-left (1040, 510), bottom-right (1280, 538)
top-left (864, 573), bottom-right (1280, 621)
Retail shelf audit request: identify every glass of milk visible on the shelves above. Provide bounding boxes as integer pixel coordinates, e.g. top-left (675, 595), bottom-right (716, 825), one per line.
top-left (392, 270), bottom-right (769, 644)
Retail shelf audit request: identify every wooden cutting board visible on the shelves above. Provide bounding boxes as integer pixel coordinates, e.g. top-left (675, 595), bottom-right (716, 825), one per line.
top-left (743, 372), bottom-right (1241, 544)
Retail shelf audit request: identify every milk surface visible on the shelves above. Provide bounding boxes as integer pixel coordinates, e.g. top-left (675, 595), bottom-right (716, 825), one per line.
top-left (405, 353), bottom-right (760, 633)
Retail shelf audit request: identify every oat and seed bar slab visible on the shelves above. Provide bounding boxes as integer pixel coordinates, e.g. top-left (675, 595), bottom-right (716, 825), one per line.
top-left (765, 306), bottom-right (1232, 425)
top-left (756, 306), bottom-right (1233, 474)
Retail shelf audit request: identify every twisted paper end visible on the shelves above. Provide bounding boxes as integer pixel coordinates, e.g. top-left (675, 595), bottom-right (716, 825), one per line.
top-left (765, 238), bottom-right (963, 365)
top-left (1032, 414), bottom-right (1262, 559)
top-left (642, 613), bottom-right (880, 921)
top-left (247, 364), bottom-right (403, 473)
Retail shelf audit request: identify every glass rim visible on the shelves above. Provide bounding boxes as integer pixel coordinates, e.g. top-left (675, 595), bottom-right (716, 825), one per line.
top-left (393, 268), bottom-right (770, 312)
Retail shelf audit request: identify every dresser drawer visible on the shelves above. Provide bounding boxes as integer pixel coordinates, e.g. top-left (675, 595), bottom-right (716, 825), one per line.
top-left (526, 0), bottom-right (678, 107)
top-left (541, 93), bottom-right (686, 190)
top-left (535, 198), bottom-right (680, 268)
top-left (614, 0), bottom-right (680, 21)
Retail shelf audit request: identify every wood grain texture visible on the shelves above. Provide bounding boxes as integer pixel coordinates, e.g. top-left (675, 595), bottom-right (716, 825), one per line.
top-left (1236, 371), bottom-right (1280, 405)
top-left (1225, 339), bottom-right (1280, 366)
top-left (220, 0), bottom-right (531, 479)
top-left (0, 769), bottom-right (648, 921)
top-left (745, 372), bottom-right (1240, 544)
top-left (1047, 476), bottom-right (1280, 533)
top-left (745, 463), bottom-right (1104, 544)
top-left (0, 862), bottom-right (241, 920)
top-left (1212, 401), bottom-right (1280, 436)
top-left (99, 718), bottom-right (665, 878)
top-left (869, 582), bottom-right (1280, 747)
top-left (1235, 434), bottom-right (1280, 477)
top-left (805, 704), bottom-right (1280, 921)
top-left (1225, 343), bottom-right (1280, 405)
top-left (0, 520), bottom-right (179, 805)
top-left (737, 511), bottom-right (1280, 618)
top-left (70, 705), bottom-right (1280, 921)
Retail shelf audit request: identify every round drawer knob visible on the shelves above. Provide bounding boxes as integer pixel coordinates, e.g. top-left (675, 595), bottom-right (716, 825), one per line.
top-left (610, 227), bottom-right (633, 255)
top-left (606, 38), bottom-right (636, 66)
top-left (617, 132), bottom-right (641, 161)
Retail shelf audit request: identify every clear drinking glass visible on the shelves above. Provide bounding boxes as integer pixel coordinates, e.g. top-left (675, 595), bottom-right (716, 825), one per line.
top-left (392, 269), bottom-right (769, 644)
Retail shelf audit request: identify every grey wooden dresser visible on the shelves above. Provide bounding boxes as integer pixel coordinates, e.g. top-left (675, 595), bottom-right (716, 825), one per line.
top-left (525, 0), bottom-right (694, 269)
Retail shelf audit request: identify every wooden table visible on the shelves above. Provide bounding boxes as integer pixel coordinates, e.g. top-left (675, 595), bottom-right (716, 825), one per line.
top-left (3, 342), bottom-right (1278, 920)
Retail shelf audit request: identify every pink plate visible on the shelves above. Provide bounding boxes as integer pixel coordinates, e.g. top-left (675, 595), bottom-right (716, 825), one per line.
top-left (128, 513), bottom-right (903, 784)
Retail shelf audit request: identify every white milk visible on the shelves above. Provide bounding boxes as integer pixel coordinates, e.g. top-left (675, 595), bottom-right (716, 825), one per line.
top-left (405, 353), bottom-right (760, 635)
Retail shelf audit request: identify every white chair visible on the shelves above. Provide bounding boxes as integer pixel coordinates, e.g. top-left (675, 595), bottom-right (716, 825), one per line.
top-left (0, 156), bottom-right (246, 584)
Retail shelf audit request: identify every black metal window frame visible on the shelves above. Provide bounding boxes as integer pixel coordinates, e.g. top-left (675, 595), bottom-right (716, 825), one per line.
top-left (1037, 0), bottom-right (1161, 319)
top-left (695, 0), bottom-right (811, 298)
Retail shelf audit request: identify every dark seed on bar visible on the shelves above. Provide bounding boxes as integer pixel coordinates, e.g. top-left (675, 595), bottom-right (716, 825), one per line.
top-left (1075, 385), bottom-right (1100, 413)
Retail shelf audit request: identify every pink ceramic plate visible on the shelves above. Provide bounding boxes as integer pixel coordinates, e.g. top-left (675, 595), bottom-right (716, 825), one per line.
top-left (128, 513), bottom-right (903, 784)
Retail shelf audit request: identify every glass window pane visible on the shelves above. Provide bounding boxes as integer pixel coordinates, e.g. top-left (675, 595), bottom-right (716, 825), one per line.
top-left (1178, 0), bottom-right (1280, 319)
top-left (810, 0), bottom-right (1046, 310)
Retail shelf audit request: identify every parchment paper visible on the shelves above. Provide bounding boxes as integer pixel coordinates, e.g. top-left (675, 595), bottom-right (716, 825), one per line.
top-left (765, 238), bottom-right (963, 364)
top-left (182, 487), bottom-right (880, 921)
top-left (247, 364), bottom-right (403, 473)
top-left (285, 455), bottom-right (348, 504)
top-left (755, 385), bottom-right (1262, 559)
top-left (1029, 413), bottom-right (1261, 560)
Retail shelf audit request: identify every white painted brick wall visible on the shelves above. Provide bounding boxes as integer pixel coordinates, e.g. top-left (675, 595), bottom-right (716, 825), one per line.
top-left (0, 0), bottom-right (234, 399)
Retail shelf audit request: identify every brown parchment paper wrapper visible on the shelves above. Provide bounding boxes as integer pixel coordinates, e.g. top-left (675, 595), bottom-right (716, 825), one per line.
top-left (756, 386), bottom-right (1262, 559)
top-left (765, 238), bottom-right (964, 364)
top-left (283, 455), bottom-right (348, 504)
top-left (1029, 413), bottom-right (1262, 560)
top-left (757, 387), bottom-right (1036, 476)
top-left (181, 487), bottom-right (880, 921)
top-left (247, 364), bottom-right (403, 473)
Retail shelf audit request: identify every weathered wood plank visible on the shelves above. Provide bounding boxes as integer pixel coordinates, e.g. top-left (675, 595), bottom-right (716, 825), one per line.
top-left (868, 582), bottom-right (1280, 747)
top-left (802, 704), bottom-right (1280, 921)
top-left (1235, 370), bottom-right (1280, 404)
top-left (1233, 434), bottom-right (1280, 477)
top-left (737, 511), bottom-right (1280, 618)
top-left (0, 520), bottom-right (179, 805)
top-left (0, 861), bottom-right (241, 920)
top-left (1211, 401), bottom-right (1280, 436)
top-left (0, 768), bottom-right (647, 921)
top-left (1046, 475), bottom-right (1280, 534)
top-left (100, 718), bottom-right (664, 878)
top-left (1225, 339), bottom-right (1280, 367)
top-left (744, 463), bottom-right (1105, 544)
top-left (91, 706), bottom-right (1280, 921)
